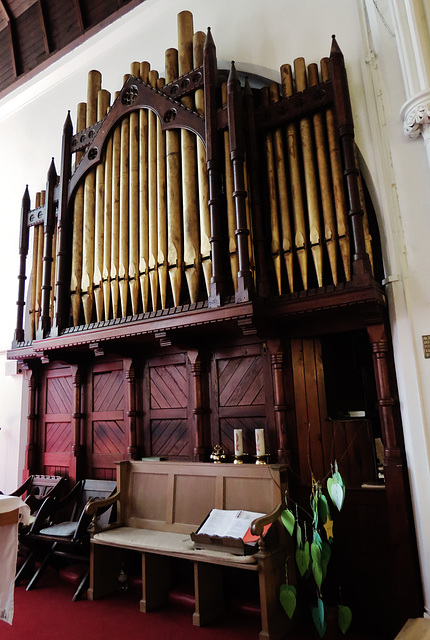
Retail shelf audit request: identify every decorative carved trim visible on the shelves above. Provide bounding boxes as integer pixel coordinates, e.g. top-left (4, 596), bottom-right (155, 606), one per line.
top-left (401, 90), bottom-right (430, 138)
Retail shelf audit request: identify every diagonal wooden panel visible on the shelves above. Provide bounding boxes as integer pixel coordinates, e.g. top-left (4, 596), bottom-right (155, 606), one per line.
top-left (93, 369), bottom-right (124, 412)
top-left (93, 420), bottom-right (125, 454)
top-left (151, 418), bottom-right (188, 457)
top-left (46, 376), bottom-right (72, 414)
top-left (45, 422), bottom-right (71, 453)
top-left (150, 365), bottom-right (187, 409)
top-left (218, 356), bottom-right (264, 407)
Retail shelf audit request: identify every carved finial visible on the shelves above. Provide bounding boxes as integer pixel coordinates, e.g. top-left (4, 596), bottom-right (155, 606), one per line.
top-left (228, 60), bottom-right (239, 84)
top-left (205, 26), bottom-right (214, 48)
top-left (330, 34), bottom-right (343, 58)
top-left (48, 157), bottom-right (57, 182)
top-left (244, 76), bottom-right (252, 96)
top-left (22, 185), bottom-right (30, 206)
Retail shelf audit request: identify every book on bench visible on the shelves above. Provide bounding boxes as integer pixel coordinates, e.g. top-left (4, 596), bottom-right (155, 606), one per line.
top-left (191, 508), bottom-right (271, 556)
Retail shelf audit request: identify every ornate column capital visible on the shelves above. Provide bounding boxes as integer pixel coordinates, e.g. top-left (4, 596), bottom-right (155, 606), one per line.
top-left (401, 89), bottom-right (430, 138)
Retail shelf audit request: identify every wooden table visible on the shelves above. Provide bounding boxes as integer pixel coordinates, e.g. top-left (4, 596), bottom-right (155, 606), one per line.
top-left (395, 618), bottom-right (430, 639)
top-left (0, 495), bottom-right (30, 625)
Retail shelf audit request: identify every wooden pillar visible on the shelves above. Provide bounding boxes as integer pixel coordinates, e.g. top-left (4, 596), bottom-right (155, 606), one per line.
top-left (227, 61), bottom-right (253, 303)
top-left (125, 359), bottom-right (138, 459)
top-left (70, 364), bottom-right (84, 481)
top-left (13, 186), bottom-right (30, 346)
top-left (37, 159), bottom-right (57, 338)
top-left (25, 367), bottom-right (38, 476)
top-left (268, 340), bottom-right (289, 464)
top-left (189, 350), bottom-right (206, 461)
top-left (243, 79), bottom-right (270, 299)
top-left (52, 111), bottom-right (73, 336)
top-left (204, 28), bottom-right (222, 307)
top-left (330, 36), bottom-right (371, 283)
top-left (367, 323), bottom-right (423, 633)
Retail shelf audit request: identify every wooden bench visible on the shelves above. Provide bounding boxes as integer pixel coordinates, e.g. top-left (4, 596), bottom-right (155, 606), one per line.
top-left (86, 460), bottom-right (291, 640)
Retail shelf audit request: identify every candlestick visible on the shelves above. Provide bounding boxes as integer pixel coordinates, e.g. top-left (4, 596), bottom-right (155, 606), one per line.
top-left (255, 428), bottom-right (266, 464)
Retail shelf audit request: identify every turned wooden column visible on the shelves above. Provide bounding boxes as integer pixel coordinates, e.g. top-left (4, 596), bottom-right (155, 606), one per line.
top-left (188, 350), bottom-right (206, 461)
top-left (330, 36), bottom-right (371, 283)
top-left (367, 323), bottom-right (423, 632)
top-left (52, 111), bottom-right (73, 336)
top-left (25, 367), bottom-right (38, 475)
top-left (125, 359), bottom-right (138, 459)
top-left (70, 364), bottom-right (84, 481)
top-left (37, 159), bottom-right (57, 339)
top-left (13, 186), bottom-right (30, 346)
top-left (227, 61), bottom-right (253, 303)
top-left (268, 341), bottom-right (289, 464)
top-left (204, 28), bottom-right (223, 307)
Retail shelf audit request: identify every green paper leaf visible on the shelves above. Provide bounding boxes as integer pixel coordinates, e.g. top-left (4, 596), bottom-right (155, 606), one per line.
top-left (313, 530), bottom-right (322, 549)
top-left (333, 470), bottom-right (344, 488)
top-left (338, 605), bottom-right (352, 634)
top-left (280, 509), bottom-right (295, 536)
top-left (296, 522), bottom-right (302, 548)
top-left (312, 598), bottom-right (326, 638)
top-left (327, 477), bottom-right (345, 511)
top-left (318, 494), bottom-right (330, 523)
top-left (295, 546), bottom-right (310, 577)
top-left (311, 542), bottom-right (323, 588)
top-left (279, 584), bottom-right (297, 619)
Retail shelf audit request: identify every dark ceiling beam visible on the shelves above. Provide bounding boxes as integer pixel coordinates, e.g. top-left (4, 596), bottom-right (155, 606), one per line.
top-left (73, 0), bottom-right (85, 33)
top-left (37, 0), bottom-right (52, 55)
top-left (0, 0), bottom-right (20, 77)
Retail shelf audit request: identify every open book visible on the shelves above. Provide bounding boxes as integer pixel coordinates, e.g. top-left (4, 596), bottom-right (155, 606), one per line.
top-left (196, 508), bottom-right (267, 543)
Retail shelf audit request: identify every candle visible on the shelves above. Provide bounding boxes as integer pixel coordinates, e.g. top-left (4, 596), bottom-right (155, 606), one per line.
top-left (255, 429), bottom-right (265, 456)
top-left (234, 429), bottom-right (243, 456)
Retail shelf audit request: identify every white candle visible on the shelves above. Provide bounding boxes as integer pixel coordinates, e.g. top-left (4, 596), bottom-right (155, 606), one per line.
top-left (234, 429), bottom-right (243, 456)
top-left (255, 429), bottom-right (265, 456)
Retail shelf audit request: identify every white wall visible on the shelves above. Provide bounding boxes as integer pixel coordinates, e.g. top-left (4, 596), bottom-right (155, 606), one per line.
top-left (0, 0), bottom-right (429, 612)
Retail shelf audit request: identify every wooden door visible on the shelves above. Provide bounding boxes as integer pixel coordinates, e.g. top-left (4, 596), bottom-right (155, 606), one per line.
top-left (84, 359), bottom-right (128, 479)
top-left (143, 353), bottom-right (192, 459)
top-left (38, 363), bottom-right (73, 478)
top-left (210, 343), bottom-right (274, 459)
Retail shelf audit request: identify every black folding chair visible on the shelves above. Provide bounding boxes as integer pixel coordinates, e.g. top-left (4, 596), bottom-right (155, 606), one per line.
top-left (17, 479), bottom-right (116, 600)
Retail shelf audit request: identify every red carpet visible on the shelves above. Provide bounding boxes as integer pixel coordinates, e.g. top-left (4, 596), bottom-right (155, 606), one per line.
top-left (1, 567), bottom-right (264, 640)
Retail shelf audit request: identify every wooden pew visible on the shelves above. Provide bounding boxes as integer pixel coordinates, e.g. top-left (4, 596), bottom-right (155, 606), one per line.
top-left (86, 460), bottom-right (291, 640)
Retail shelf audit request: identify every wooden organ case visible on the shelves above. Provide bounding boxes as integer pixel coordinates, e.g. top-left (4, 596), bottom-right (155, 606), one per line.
top-left (7, 11), bottom-right (422, 638)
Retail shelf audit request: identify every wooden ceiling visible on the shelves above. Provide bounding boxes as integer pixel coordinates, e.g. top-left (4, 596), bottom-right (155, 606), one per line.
top-left (0, 0), bottom-right (146, 99)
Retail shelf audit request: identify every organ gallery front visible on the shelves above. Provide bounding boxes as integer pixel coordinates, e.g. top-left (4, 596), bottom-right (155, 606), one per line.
top-left (7, 10), bottom-right (422, 637)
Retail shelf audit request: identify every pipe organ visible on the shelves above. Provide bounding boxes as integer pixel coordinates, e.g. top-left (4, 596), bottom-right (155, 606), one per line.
top-left (7, 10), bottom-right (421, 637)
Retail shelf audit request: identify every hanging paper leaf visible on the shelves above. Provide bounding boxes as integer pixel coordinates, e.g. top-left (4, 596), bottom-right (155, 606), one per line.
top-left (323, 515), bottom-right (334, 543)
top-left (281, 509), bottom-right (295, 536)
top-left (311, 542), bottom-right (323, 588)
top-left (327, 477), bottom-right (345, 511)
top-left (279, 584), bottom-right (297, 619)
top-left (296, 521), bottom-right (302, 548)
top-left (321, 542), bottom-right (331, 581)
top-left (312, 597), bottom-right (326, 638)
top-left (313, 529), bottom-right (323, 550)
top-left (338, 604), bottom-right (352, 634)
top-left (318, 494), bottom-right (330, 523)
top-left (295, 545), bottom-right (310, 577)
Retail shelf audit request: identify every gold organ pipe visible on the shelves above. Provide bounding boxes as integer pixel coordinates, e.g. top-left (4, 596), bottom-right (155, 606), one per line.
top-left (280, 64), bottom-right (308, 290)
top-left (308, 63), bottom-right (338, 285)
top-left (165, 49), bottom-right (183, 308)
top-left (294, 57), bottom-right (323, 288)
top-left (111, 90), bottom-right (121, 318)
top-left (178, 10), bottom-right (200, 304)
top-left (119, 74), bottom-right (131, 318)
top-left (157, 75), bottom-right (168, 309)
top-left (129, 61), bottom-right (140, 315)
top-left (70, 102), bottom-right (87, 325)
top-left (81, 70), bottom-right (102, 323)
top-left (148, 69), bottom-right (159, 310)
top-left (139, 61), bottom-right (150, 312)
top-left (320, 57), bottom-right (351, 281)
top-left (103, 104), bottom-right (113, 320)
top-left (269, 82), bottom-right (294, 292)
top-left (94, 89), bottom-right (111, 321)
top-left (261, 86), bottom-right (282, 294)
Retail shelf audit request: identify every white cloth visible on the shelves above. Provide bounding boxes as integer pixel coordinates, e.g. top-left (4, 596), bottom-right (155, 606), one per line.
top-left (0, 495), bottom-right (30, 625)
